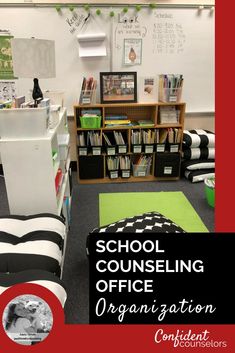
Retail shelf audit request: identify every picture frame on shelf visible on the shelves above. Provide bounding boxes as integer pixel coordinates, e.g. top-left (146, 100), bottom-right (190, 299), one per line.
top-left (138, 76), bottom-right (157, 103)
top-left (100, 71), bottom-right (137, 104)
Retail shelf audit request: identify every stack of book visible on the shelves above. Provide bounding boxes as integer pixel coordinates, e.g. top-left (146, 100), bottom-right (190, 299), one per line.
top-left (105, 115), bottom-right (131, 127)
top-left (159, 106), bottom-right (179, 124)
top-left (103, 131), bottom-right (126, 145)
top-left (155, 129), bottom-right (168, 144)
top-left (137, 120), bottom-right (155, 127)
top-left (131, 130), bottom-right (142, 144)
top-left (87, 131), bottom-right (102, 146)
top-left (107, 156), bottom-right (120, 171)
top-left (119, 156), bottom-right (130, 170)
top-left (77, 131), bottom-right (102, 146)
top-left (142, 129), bottom-right (155, 144)
top-left (168, 128), bottom-right (182, 144)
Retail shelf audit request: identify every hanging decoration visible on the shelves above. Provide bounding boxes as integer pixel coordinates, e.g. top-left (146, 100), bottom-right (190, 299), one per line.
top-left (55, 5), bottom-right (62, 12)
top-left (84, 4), bottom-right (90, 12)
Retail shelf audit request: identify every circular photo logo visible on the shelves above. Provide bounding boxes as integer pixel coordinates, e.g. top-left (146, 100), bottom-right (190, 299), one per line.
top-left (2, 294), bottom-right (53, 345)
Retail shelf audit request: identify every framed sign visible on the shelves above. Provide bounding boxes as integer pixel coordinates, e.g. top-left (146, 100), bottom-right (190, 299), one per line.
top-left (124, 39), bottom-right (142, 65)
top-left (100, 71), bottom-right (137, 104)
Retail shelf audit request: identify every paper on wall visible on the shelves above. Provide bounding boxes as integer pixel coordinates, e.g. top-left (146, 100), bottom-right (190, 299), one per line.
top-left (11, 38), bottom-right (56, 78)
top-left (77, 33), bottom-right (106, 57)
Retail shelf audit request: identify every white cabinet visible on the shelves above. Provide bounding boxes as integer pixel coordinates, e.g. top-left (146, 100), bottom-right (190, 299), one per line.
top-left (0, 107), bottom-right (71, 228)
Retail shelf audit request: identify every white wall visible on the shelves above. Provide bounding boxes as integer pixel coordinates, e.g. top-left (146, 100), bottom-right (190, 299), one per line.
top-left (185, 114), bottom-right (215, 132)
top-left (0, 0), bottom-right (215, 163)
top-left (0, 0), bottom-right (215, 4)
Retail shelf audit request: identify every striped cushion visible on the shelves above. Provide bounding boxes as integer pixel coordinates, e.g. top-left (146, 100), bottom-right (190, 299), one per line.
top-left (181, 159), bottom-right (215, 172)
top-left (0, 214), bottom-right (66, 276)
top-left (0, 270), bottom-right (67, 307)
top-left (0, 214), bottom-right (66, 238)
top-left (183, 147), bottom-right (215, 160)
top-left (183, 130), bottom-right (215, 148)
top-left (184, 170), bottom-right (215, 183)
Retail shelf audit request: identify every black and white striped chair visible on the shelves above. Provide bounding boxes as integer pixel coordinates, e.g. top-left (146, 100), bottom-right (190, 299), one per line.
top-left (0, 214), bottom-right (67, 305)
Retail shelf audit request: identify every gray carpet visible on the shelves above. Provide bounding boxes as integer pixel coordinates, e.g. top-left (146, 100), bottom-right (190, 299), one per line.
top-left (0, 173), bottom-right (214, 324)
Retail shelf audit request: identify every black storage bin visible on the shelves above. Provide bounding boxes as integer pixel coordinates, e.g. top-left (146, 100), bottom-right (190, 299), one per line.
top-left (154, 152), bottom-right (181, 177)
top-left (79, 155), bottom-right (104, 179)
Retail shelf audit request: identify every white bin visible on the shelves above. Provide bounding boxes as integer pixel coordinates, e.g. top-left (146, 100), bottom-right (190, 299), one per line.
top-left (44, 90), bottom-right (65, 107)
top-left (0, 107), bottom-right (49, 139)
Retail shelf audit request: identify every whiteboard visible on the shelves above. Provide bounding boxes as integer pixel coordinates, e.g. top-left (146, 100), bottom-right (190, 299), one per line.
top-left (0, 7), bottom-right (214, 114)
top-left (112, 8), bottom-right (214, 113)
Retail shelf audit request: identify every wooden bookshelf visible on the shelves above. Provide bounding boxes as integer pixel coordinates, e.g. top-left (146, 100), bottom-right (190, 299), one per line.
top-left (74, 102), bottom-right (185, 183)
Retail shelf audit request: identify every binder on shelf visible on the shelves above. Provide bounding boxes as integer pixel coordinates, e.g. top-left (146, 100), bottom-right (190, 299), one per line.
top-left (113, 131), bottom-right (127, 154)
top-left (103, 132), bottom-right (115, 155)
top-left (103, 131), bottom-right (127, 155)
top-left (131, 130), bottom-right (142, 152)
top-left (167, 127), bottom-right (181, 152)
top-left (77, 131), bottom-right (88, 155)
top-left (88, 131), bottom-right (102, 155)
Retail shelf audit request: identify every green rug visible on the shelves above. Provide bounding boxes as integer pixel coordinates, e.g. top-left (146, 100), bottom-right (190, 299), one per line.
top-left (99, 191), bottom-right (208, 232)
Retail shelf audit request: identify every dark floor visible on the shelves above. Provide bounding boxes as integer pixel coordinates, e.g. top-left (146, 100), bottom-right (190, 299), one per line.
top-left (0, 173), bottom-right (214, 323)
